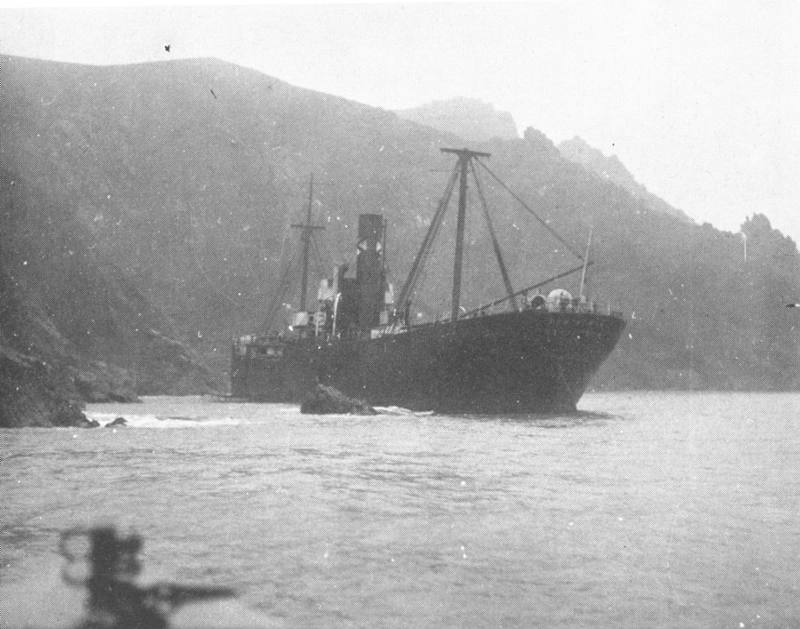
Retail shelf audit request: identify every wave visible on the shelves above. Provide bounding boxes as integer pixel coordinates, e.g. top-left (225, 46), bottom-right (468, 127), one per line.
top-left (85, 400), bottom-right (430, 428)
top-left (83, 411), bottom-right (244, 429)
top-left (374, 406), bottom-right (434, 416)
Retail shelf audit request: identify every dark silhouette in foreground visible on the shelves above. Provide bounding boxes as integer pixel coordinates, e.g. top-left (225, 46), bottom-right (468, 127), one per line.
top-left (60, 527), bottom-right (234, 629)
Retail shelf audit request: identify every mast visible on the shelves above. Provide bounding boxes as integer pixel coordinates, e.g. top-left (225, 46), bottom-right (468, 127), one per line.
top-left (441, 148), bottom-right (491, 321)
top-left (578, 226), bottom-right (593, 300)
top-left (291, 174), bottom-right (324, 312)
top-left (451, 153), bottom-right (468, 321)
top-left (299, 175), bottom-right (313, 311)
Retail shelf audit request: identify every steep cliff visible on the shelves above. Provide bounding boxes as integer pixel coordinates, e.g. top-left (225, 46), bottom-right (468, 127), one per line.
top-left (558, 136), bottom-right (693, 223)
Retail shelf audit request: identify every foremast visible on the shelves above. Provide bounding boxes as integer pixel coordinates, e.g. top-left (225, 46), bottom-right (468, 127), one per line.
top-left (441, 148), bottom-right (492, 321)
top-left (261, 174), bottom-right (325, 334)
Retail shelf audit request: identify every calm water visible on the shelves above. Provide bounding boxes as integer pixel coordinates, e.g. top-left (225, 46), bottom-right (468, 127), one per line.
top-left (2, 392), bottom-right (799, 628)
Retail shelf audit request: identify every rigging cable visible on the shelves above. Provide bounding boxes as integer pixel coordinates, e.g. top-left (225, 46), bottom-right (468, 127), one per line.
top-left (469, 159), bottom-right (518, 312)
top-left (261, 226), bottom-right (295, 321)
top-left (315, 235), bottom-right (337, 274)
top-left (261, 246), bottom-right (300, 332)
top-left (395, 161), bottom-right (460, 310)
top-left (184, 198), bottom-right (245, 308)
top-left (310, 234), bottom-right (328, 279)
top-left (404, 173), bottom-right (455, 309)
top-left (474, 158), bottom-right (584, 260)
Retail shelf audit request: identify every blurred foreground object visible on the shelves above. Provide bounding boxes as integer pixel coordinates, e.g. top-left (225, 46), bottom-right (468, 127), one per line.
top-left (60, 527), bottom-right (235, 629)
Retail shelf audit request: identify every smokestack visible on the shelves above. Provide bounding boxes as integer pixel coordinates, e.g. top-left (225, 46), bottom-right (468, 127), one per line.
top-left (356, 214), bottom-right (384, 330)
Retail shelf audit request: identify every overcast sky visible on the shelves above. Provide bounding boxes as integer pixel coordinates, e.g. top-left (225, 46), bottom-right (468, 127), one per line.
top-left (2, 2), bottom-right (798, 241)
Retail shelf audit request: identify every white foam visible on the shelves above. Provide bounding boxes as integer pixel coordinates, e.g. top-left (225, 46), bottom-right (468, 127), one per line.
top-left (85, 402), bottom-right (302, 429)
top-left (374, 406), bottom-right (434, 417)
top-left (83, 412), bottom-right (240, 429)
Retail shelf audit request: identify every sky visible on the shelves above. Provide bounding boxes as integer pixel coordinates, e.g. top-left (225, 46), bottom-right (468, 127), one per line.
top-left (1, 1), bottom-right (799, 241)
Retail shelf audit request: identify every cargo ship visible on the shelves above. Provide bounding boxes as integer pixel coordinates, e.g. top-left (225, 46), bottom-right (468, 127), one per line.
top-left (231, 148), bottom-right (625, 413)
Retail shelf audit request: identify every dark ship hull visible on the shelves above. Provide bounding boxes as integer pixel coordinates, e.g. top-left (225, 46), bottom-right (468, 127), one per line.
top-left (232, 309), bottom-right (625, 413)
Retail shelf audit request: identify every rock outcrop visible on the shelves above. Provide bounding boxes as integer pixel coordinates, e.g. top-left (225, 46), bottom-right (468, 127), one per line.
top-left (395, 97), bottom-right (519, 141)
top-left (300, 384), bottom-right (377, 415)
top-left (558, 136), bottom-right (693, 223)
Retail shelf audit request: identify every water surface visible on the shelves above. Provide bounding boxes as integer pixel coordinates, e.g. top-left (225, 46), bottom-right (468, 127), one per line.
top-left (2, 392), bottom-right (799, 627)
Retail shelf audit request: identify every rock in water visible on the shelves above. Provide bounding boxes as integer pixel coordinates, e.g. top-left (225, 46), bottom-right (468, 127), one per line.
top-left (105, 417), bottom-right (127, 428)
top-left (300, 384), bottom-right (377, 415)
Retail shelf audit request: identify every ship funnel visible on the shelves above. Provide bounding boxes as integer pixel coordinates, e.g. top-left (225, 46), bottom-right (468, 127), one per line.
top-left (356, 214), bottom-right (385, 329)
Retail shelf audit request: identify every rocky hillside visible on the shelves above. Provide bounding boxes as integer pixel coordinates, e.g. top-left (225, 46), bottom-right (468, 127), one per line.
top-left (0, 165), bottom-right (217, 426)
top-left (0, 258), bottom-right (90, 427)
top-left (395, 97), bottom-right (519, 142)
top-left (558, 136), bottom-right (693, 223)
top-left (3, 55), bottom-right (798, 392)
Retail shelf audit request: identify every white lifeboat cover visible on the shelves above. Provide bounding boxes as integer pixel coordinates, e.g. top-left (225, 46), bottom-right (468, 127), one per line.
top-left (547, 289), bottom-right (573, 306)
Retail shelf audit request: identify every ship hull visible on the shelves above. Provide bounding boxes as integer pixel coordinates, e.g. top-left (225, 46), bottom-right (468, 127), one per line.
top-left (232, 310), bottom-right (625, 413)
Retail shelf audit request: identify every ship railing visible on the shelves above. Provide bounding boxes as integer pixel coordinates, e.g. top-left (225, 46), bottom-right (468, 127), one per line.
top-left (370, 321), bottom-right (410, 338)
top-left (232, 331), bottom-right (287, 350)
top-left (383, 301), bottom-right (624, 331)
top-left (464, 297), bottom-right (622, 318)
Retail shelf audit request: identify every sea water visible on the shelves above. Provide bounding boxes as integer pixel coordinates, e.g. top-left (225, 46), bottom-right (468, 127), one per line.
top-left (2, 392), bottom-right (799, 628)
